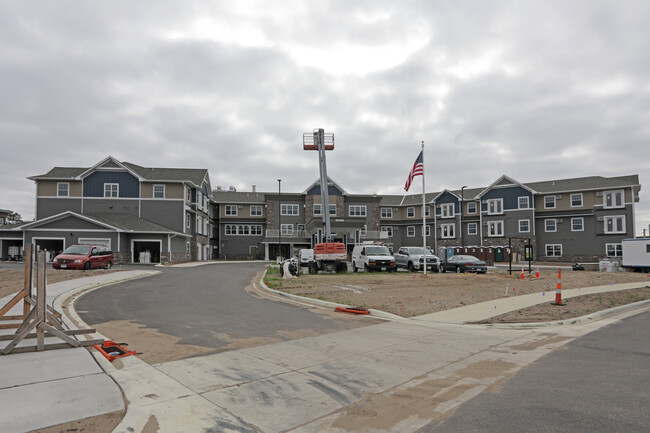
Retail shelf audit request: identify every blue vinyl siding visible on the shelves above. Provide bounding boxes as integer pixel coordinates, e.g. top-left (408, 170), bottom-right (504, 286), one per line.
top-left (435, 192), bottom-right (459, 215)
top-left (481, 187), bottom-right (532, 211)
top-left (84, 171), bottom-right (139, 198)
top-left (307, 185), bottom-right (343, 196)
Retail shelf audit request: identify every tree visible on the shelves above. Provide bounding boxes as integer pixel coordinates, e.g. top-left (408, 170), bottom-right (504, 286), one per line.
top-left (5, 211), bottom-right (24, 224)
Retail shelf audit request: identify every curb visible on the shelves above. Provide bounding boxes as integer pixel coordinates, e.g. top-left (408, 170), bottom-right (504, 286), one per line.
top-left (479, 299), bottom-right (650, 329)
top-left (257, 269), bottom-right (404, 321)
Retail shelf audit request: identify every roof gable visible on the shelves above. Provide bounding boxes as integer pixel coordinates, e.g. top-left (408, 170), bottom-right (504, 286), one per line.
top-left (78, 156), bottom-right (144, 181)
top-left (478, 174), bottom-right (537, 198)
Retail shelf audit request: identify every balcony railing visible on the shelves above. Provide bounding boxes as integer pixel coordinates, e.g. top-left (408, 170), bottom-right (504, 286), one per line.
top-left (265, 230), bottom-right (310, 239)
top-left (264, 230), bottom-right (388, 240)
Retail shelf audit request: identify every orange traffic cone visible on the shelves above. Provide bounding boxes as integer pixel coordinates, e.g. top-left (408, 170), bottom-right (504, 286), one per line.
top-left (520, 266), bottom-right (525, 280)
top-left (551, 268), bottom-right (565, 305)
top-left (535, 266), bottom-right (540, 278)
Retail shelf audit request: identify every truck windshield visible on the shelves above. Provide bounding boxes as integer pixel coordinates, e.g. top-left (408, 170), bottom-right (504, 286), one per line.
top-left (366, 246), bottom-right (390, 256)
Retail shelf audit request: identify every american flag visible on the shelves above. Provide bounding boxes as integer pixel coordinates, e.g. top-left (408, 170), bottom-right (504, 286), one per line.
top-left (404, 151), bottom-right (423, 191)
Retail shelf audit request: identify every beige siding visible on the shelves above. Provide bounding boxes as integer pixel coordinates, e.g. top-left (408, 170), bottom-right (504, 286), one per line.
top-left (141, 182), bottom-right (184, 199)
top-left (37, 180), bottom-right (82, 197)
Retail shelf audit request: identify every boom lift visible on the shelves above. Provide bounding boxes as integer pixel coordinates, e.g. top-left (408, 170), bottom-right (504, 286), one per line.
top-left (303, 129), bottom-right (348, 273)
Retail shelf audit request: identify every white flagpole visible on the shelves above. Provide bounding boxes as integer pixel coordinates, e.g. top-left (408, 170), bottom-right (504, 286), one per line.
top-left (421, 140), bottom-right (427, 275)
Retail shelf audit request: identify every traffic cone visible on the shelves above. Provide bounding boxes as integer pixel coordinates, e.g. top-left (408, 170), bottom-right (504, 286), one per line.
top-left (551, 268), bottom-right (565, 306)
top-left (535, 266), bottom-right (540, 278)
top-left (520, 266), bottom-right (525, 280)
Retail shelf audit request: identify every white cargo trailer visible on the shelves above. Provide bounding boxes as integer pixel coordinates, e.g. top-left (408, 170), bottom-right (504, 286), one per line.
top-left (621, 238), bottom-right (650, 272)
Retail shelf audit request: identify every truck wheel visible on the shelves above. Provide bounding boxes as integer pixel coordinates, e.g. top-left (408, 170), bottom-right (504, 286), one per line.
top-left (363, 264), bottom-right (368, 273)
top-left (353, 263), bottom-right (358, 273)
top-left (407, 262), bottom-right (414, 272)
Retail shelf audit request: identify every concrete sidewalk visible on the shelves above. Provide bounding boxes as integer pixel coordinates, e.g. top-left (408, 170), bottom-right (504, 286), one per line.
top-left (0, 270), bottom-right (159, 433)
top-left (1, 270), bottom-right (648, 433)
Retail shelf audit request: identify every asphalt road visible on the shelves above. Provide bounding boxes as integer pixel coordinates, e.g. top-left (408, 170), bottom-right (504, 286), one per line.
top-left (418, 310), bottom-right (650, 433)
top-left (76, 263), bottom-right (380, 351)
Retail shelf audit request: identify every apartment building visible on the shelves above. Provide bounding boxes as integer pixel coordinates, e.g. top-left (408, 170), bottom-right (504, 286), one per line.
top-left (214, 174), bottom-right (641, 262)
top-left (0, 156), bottom-right (213, 263)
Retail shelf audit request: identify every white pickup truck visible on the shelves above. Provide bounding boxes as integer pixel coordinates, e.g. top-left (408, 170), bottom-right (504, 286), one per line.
top-left (394, 247), bottom-right (440, 272)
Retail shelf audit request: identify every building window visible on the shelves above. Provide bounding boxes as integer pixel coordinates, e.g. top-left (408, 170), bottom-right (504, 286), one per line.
top-left (153, 185), bottom-right (165, 199)
top-left (571, 217), bottom-right (584, 232)
top-left (313, 204), bottom-right (336, 216)
top-left (226, 224), bottom-right (263, 235)
top-left (57, 183), bottom-right (69, 197)
top-left (381, 226), bottom-right (393, 237)
top-left (407, 207), bottom-right (415, 218)
top-left (407, 226), bottom-right (415, 237)
top-left (546, 244), bottom-right (562, 257)
top-left (251, 225), bottom-right (263, 235)
top-left (425, 225), bottom-right (431, 236)
top-left (467, 202), bottom-right (477, 214)
top-left (545, 219), bottom-right (557, 232)
top-left (250, 205), bottom-right (263, 216)
top-left (440, 203), bottom-right (454, 218)
top-left (425, 205), bottom-right (431, 217)
top-left (281, 204), bottom-right (299, 216)
top-left (297, 224), bottom-right (305, 232)
top-left (186, 213), bottom-right (191, 229)
top-left (488, 221), bottom-right (504, 237)
top-left (197, 216), bottom-right (202, 234)
top-left (487, 199), bottom-right (503, 215)
top-left (441, 224), bottom-right (455, 238)
top-left (518, 196), bottom-right (529, 209)
top-left (603, 190), bottom-right (624, 209)
top-left (381, 208), bottom-right (393, 218)
top-left (468, 223), bottom-right (478, 235)
top-left (544, 196), bottom-right (556, 209)
top-left (519, 219), bottom-right (530, 233)
top-left (349, 205), bottom-right (367, 217)
top-left (571, 193), bottom-right (583, 207)
top-left (281, 224), bottom-right (294, 235)
top-left (604, 215), bottom-right (625, 234)
top-left (225, 205), bottom-right (238, 216)
top-left (187, 187), bottom-right (192, 202)
top-left (606, 243), bottom-right (622, 257)
top-left (104, 183), bottom-right (119, 198)
top-left (186, 242), bottom-right (190, 254)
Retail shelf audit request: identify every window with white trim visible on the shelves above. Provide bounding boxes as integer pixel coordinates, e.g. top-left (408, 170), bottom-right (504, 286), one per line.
top-left (518, 196), bottom-right (529, 209)
top-left (544, 196), bottom-right (556, 209)
top-left (571, 193), bottom-right (583, 207)
top-left (407, 207), bottom-right (415, 218)
top-left (603, 190), bottom-right (624, 209)
top-left (606, 243), bottom-right (622, 257)
top-left (381, 226), bottom-right (393, 237)
top-left (297, 224), bottom-right (305, 232)
top-left (425, 225), bottom-right (431, 236)
top-left (186, 242), bottom-right (190, 254)
top-left (487, 198), bottom-right (503, 215)
top-left (546, 244), bottom-right (562, 257)
top-left (57, 182), bottom-right (69, 197)
top-left (441, 224), bottom-right (455, 238)
top-left (381, 208), bottom-right (393, 218)
top-left (225, 205), bottom-right (238, 216)
top-left (604, 215), bottom-right (625, 234)
top-left (519, 219), bottom-right (530, 233)
top-left (237, 225), bottom-right (248, 235)
top-left (545, 219), bottom-right (557, 232)
top-left (488, 221), bottom-right (504, 237)
top-left (225, 224), bottom-right (263, 235)
top-left (407, 226), bottom-right (415, 237)
top-left (468, 223), bottom-right (478, 235)
top-left (153, 184), bottom-right (165, 199)
top-left (197, 216), bottom-right (202, 234)
top-left (187, 187), bottom-right (191, 202)
top-left (571, 217), bottom-right (584, 231)
top-left (314, 204), bottom-right (336, 216)
top-left (349, 205), bottom-right (367, 217)
top-left (250, 205), bottom-right (263, 216)
top-left (281, 224), bottom-right (294, 235)
top-left (440, 203), bottom-right (454, 218)
top-left (186, 213), bottom-right (191, 229)
top-left (425, 205), bottom-right (431, 217)
top-left (104, 183), bottom-right (119, 198)
top-left (281, 204), bottom-right (299, 216)
top-left (467, 202), bottom-right (477, 214)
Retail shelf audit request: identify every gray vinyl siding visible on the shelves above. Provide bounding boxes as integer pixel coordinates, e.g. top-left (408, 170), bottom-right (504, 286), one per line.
top-left (83, 171), bottom-right (140, 198)
top-left (82, 199), bottom-right (139, 216)
top-left (435, 192), bottom-right (460, 215)
top-left (25, 230), bottom-right (119, 252)
top-left (140, 200), bottom-right (185, 232)
top-left (307, 185), bottom-right (344, 195)
top-left (480, 186), bottom-right (532, 211)
top-left (36, 198), bottom-right (82, 219)
top-left (35, 216), bottom-right (108, 230)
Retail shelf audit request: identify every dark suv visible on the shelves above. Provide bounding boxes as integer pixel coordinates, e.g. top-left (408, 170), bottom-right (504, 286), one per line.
top-left (52, 244), bottom-right (115, 270)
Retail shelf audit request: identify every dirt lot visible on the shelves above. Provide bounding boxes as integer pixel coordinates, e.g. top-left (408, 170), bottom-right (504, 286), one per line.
top-left (274, 268), bottom-right (650, 322)
top-left (0, 268), bottom-right (117, 299)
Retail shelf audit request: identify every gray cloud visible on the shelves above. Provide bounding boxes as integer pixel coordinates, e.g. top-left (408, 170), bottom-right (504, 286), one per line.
top-left (0, 1), bottom-right (648, 232)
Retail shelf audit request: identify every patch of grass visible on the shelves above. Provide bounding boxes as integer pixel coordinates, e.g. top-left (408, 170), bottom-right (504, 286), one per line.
top-left (609, 298), bottom-right (616, 307)
top-left (627, 293), bottom-right (646, 302)
top-left (263, 266), bottom-right (284, 290)
top-left (598, 295), bottom-right (603, 305)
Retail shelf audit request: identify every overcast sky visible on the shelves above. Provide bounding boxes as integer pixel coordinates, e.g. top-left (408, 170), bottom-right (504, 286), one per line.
top-left (1, 1), bottom-right (649, 233)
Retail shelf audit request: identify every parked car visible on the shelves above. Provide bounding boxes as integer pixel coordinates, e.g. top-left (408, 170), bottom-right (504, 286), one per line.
top-left (351, 244), bottom-right (396, 272)
top-left (440, 255), bottom-right (487, 274)
top-left (394, 247), bottom-right (440, 272)
top-left (298, 248), bottom-right (314, 268)
top-left (52, 244), bottom-right (114, 270)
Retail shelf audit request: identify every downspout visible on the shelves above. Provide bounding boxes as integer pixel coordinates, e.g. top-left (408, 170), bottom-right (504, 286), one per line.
top-left (168, 233), bottom-right (178, 263)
